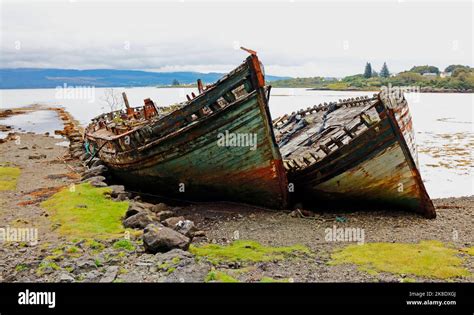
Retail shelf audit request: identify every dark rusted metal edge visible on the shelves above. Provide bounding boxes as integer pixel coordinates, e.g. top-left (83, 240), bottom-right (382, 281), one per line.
top-left (85, 54), bottom-right (289, 209)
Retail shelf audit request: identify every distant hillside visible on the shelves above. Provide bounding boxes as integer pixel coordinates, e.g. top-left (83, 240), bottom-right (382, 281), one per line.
top-left (269, 64), bottom-right (474, 92)
top-left (0, 68), bottom-right (288, 89)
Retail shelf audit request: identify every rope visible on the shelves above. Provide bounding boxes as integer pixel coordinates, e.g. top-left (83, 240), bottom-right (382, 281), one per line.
top-left (85, 141), bottom-right (108, 167)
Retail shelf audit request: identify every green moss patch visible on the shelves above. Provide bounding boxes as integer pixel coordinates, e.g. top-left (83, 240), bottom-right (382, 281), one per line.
top-left (157, 262), bottom-right (176, 274)
top-left (36, 260), bottom-right (60, 276)
top-left (460, 247), bottom-right (474, 256)
top-left (85, 239), bottom-right (105, 251)
top-left (113, 239), bottom-right (135, 251)
top-left (15, 264), bottom-right (29, 272)
top-left (41, 183), bottom-right (129, 239)
top-left (0, 166), bottom-right (20, 191)
top-left (400, 277), bottom-right (417, 283)
top-left (190, 240), bottom-right (310, 265)
top-left (330, 240), bottom-right (471, 280)
top-left (64, 245), bottom-right (80, 254)
top-left (259, 276), bottom-right (290, 283)
top-left (205, 271), bottom-right (239, 283)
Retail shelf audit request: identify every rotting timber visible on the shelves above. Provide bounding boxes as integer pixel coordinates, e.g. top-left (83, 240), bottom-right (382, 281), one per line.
top-left (273, 93), bottom-right (436, 218)
top-left (85, 51), bottom-right (288, 209)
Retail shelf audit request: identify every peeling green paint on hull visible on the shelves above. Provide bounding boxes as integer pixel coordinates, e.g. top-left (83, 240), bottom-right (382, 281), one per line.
top-left (111, 91), bottom-right (288, 208)
top-left (86, 55), bottom-right (288, 209)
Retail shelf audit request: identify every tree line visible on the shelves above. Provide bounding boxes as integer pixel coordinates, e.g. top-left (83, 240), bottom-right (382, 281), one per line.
top-left (364, 62), bottom-right (390, 78)
top-left (270, 64), bottom-right (473, 91)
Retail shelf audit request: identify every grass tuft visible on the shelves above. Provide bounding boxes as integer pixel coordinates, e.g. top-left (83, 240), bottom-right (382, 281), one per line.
top-left (85, 239), bottom-right (105, 251)
top-left (113, 239), bottom-right (135, 251)
top-left (15, 264), bottom-right (29, 272)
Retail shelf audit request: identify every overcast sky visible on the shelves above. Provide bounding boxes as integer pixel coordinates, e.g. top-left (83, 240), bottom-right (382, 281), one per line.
top-left (1, 0), bottom-right (472, 77)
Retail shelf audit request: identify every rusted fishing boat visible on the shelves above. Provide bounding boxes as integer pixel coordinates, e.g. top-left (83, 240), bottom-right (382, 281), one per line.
top-left (85, 50), bottom-right (288, 208)
top-left (273, 93), bottom-right (436, 218)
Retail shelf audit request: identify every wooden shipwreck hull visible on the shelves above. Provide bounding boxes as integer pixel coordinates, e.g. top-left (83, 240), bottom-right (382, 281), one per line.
top-left (274, 93), bottom-right (436, 218)
top-left (85, 54), bottom-right (288, 209)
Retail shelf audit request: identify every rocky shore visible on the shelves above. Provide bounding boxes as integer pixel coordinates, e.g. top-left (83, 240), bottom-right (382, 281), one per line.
top-left (0, 107), bottom-right (472, 283)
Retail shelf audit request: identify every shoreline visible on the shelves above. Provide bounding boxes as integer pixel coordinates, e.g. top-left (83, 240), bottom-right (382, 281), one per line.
top-left (305, 88), bottom-right (473, 93)
top-left (1, 86), bottom-right (473, 94)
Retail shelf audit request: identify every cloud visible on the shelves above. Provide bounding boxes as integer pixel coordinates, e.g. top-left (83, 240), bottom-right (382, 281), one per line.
top-left (1, 0), bottom-right (472, 77)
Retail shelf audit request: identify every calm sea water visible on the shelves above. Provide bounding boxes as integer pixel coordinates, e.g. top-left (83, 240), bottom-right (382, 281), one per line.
top-left (0, 87), bottom-right (472, 198)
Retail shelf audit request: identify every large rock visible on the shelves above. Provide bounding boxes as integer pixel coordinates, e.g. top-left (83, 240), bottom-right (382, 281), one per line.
top-left (107, 185), bottom-right (130, 201)
top-left (162, 216), bottom-right (185, 228)
top-left (82, 165), bottom-right (108, 180)
top-left (163, 263), bottom-right (210, 283)
top-left (175, 220), bottom-right (196, 238)
top-left (150, 203), bottom-right (169, 213)
top-left (82, 270), bottom-right (101, 282)
top-left (82, 175), bottom-right (106, 183)
top-left (123, 212), bottom-right (155, 229)
top-left (118, 270), bottom-right (144, 282)
top-left (124, 201), bottom-right (154, 219)
top-left (89, 180), bottom-right (107, 187)
top-left (108, 185), bottom-right (125, 194)
top-left (113, 193), bottom-right (129, 202)
top-left (155, 210), bottom-right (175, 222)
top-left (128, 201), bottom-right (154, 211)
top-left (89, 158), bottom-right (104, 168)
top-left (143, 224), bottom-right (190, 254)
top-left (161, 216), bottom-right (197, 237)
top-left (155, 249), bottom-right (193, 263)
top-left (74, 256), bottom-right (97, 273)
top-left (58, 273), bottom-right (75, 283)
top-left (80, 174), bottom-right (107, 187)
top-left (100, 266), bottom-right (119, 283)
